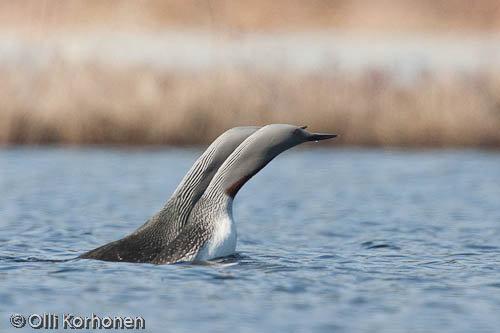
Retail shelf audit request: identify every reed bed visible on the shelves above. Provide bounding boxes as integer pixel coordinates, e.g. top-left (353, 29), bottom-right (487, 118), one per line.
top-left (1, 0), bottom-right (500, 32)
top-left (1, 63), bottom-right (499, 147)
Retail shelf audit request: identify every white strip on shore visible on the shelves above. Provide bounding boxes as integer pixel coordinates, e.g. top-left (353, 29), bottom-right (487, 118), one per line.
top-left (1, 30), bottom-right (500, 77)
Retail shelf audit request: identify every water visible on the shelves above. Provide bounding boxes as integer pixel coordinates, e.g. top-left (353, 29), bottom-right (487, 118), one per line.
top-left (1, 147), bottom-right (499, 332)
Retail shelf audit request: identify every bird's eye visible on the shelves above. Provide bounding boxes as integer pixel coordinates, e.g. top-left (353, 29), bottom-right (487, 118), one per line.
top-left (293, 129), bottom-right (300, 136)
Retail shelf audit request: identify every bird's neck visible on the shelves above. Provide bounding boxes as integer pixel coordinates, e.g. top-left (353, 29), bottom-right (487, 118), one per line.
top-left (205, 136), bottom-right (275, 201)
top-left (169, 142), bottom-right (218, 207)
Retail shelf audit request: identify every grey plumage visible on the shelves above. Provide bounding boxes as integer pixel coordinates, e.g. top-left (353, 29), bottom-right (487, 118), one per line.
top-left (152, 124), bottom-right (336, 264)
top-left (79, 124), bottom-right (335, 265)
top-left (79, 126), bottom-right (260, 262)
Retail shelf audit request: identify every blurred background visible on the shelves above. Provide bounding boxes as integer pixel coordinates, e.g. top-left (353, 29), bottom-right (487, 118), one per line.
top-left (2, 3), bottom-right (500, 332)
top-left (1, 0), bottom-right (500, 147)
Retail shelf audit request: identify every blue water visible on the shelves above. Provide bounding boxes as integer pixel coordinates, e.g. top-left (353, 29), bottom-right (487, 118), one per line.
top-left (1, 147), bottom-right (499, 332)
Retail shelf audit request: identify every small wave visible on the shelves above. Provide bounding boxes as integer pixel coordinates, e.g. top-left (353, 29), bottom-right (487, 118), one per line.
top-left (0, 255), bottom-right (74, 263)
top-left (361, 241), bottom-right (401, 250)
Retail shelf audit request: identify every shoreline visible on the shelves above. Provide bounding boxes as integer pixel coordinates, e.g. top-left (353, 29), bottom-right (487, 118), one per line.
top-left (1, 65), bottom-right (499, 148)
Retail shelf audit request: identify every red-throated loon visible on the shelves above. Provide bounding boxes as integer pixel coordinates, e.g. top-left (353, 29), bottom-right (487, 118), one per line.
top-left (152, 124), bottom-right (336, 264)
top-left (79, 126), bottom-right (260, 262)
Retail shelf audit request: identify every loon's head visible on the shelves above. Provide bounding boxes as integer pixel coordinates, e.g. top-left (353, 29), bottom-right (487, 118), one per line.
top-left (223, 124), bottom-right (337, 198)
top-left (255, 124), bottom-right (337, 160)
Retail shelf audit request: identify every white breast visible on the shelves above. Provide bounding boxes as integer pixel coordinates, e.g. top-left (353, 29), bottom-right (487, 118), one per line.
top-left (194, 207), bottom-right (237, 261)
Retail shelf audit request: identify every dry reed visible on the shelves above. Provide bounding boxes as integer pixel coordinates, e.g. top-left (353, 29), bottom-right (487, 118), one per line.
top-left (1, 0), bottom-right (500, 33)
top-left (1, 63), bottom-right (499, 147)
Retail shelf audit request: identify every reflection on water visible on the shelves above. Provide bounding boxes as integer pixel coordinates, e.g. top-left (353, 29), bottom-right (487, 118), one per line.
top-left (0, 147), bottom-right (499, 332)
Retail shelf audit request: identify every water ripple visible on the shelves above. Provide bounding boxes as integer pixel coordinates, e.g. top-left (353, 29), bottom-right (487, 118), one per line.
top-left (1, 148), bottom-right (500, 332)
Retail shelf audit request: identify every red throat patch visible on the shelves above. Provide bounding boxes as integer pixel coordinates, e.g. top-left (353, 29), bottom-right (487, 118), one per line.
top-left (225, 175), bottom-right (251, 198)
